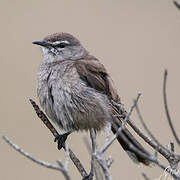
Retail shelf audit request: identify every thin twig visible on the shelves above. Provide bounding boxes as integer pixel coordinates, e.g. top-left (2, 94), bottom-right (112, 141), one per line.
top-left (127, 113), bottom-right (180, 178)
top-left (163, 70), bottom-right (180, 146)
top-left (89, 129), bottom-right (96, 179)
top-left (127, 119), bottom-right (174, 159)
top-left (89, 128), bottom-right (112, 180)
top-left (2, 136), bottom-right (70, 180)
top-left (167, 142), bottom-right (179, 180)
top-left (64, 143), bottom-right (70, 171)
top-left (135, 101), bottom-right (161, 159)
top-left (83, 134), bottom-right (107, 180)
top-left (142, 173), bottom-right (151, 180)
top-left (29, 99), bottom-right (88, 178)
top-left (135, 102), bottom-right (163, 148)
top-left (100, 93), bottom-right (141, 154)
top-left (170, 142), bottom-right (175, 153)
top-left (126, 70), bottom-right (180, 179)
top-left (139, 149), bottom-right (180, 180)
top-left (106, 156), bottom-right (114, 169)
top-left (56, 160), bottom-right (71, 180)
top-left (95, 154), bottom-right (112, 180)
top-left (114, 104), bottom-right (180, 179)
top-left (105, 122), bottom-right (111, 144)
top-left (83, 136), bottom-right (91, 154)
top-left (135, 102), bottom-right (177, 159)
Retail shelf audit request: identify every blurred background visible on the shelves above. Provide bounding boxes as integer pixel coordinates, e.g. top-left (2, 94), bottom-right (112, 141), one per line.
top-left (1, 0), bottom-right (180, 179)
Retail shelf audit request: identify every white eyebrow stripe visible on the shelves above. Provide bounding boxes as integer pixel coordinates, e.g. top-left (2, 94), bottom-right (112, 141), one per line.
top-left (53, 40), bottom-right (70, 45)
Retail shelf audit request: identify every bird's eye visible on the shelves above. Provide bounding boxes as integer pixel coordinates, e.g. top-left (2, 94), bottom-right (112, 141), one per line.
top-left (53, 41), bottom-right (70, 48)
top-left (57, 43), bottom-right (66, 48)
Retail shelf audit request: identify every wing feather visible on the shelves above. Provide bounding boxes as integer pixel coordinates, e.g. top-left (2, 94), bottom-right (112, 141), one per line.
top-left (74, 56), bottom-right (120, 103)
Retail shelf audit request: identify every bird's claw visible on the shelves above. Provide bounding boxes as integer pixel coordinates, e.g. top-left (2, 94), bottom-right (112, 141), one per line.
top-left (82, 173), bottom-right (93, 180)
top-left (54, 132), bottom-right (70, 150)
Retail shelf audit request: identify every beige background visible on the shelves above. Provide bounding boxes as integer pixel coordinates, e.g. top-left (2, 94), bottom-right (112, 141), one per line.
top-left (1, 0), bottom-right (180, 179)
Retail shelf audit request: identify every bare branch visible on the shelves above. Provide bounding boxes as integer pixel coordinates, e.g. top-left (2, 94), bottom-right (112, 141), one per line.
top-left (135, 102), bottom-right (179, 160)
top-left (105, 124), bottom-right (114, 168)
top-left (89, 128), bottom-right (112, 180)
top-left (56, 160), bottom-right (71, 180)
top-left (83, 133), bottom-right (109, 180)
top-left (29, 99), bottom-right (88, 178)
top-left (127, 70), bottom-right (180, 179)
top-left (106, 156), bottom-right (114, 169)
top-left (64, 143), bottom-right (70, 171)
top-left (140, 151), bottom-right (180, 180)
top-left (5, 69), bottom-right (180, 180)
top-left (2, 136), bottom-right (70, 180)
top-left (100, 93), bottom-right (141, 154)
top-left (83, 136), bottom-right (91, 154)
top-left (142, 173), bottom-right (151, 180)
top-left (135, 102), bottom-right (163, 148)
top-left (163, 70), bottom-right (180, 146)
top-left (88, 129), bottom-right (96, 179)
top-left (127, 119), bottom-right (172, 159)
top-left (95, 153), bottom-right (112, 180)
top-left (170, 142), bottom-right (175, 153)
top-left (105, 122), bottom-right (111, 144)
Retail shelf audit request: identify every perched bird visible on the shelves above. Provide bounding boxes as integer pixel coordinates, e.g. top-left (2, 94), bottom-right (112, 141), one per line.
top-left (33, 32), bottom-right (150, 166)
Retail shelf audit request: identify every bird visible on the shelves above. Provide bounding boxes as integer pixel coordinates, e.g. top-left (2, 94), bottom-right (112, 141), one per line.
top-left (33, 32), bottom-right (150, 167)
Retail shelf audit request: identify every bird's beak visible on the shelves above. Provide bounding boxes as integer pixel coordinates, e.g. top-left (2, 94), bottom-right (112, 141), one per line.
top-left (32, 40), bottom-right (52, 47)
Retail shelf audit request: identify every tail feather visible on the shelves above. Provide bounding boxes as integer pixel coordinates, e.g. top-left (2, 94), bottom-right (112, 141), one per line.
top-left (111, 119), bottom-right (151, 165)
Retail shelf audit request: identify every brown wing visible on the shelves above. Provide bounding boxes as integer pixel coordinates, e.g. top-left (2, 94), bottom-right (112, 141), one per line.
top-left (75, 55), bottom-right (151, 165)
top-left (74, 55), bottom-right (120, 103)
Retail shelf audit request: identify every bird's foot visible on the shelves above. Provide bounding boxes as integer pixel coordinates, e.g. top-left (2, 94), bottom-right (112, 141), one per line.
top-left (54, 132), bottom-right (70, 150)
top-left (82, 173), bottom-right (93, 180)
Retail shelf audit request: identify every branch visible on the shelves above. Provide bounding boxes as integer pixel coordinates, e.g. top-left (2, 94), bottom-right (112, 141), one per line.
top-left (135, 101), bottom-right (180, 159)
top-left (127, 119), bottom-right (172, 159)
top-left (135, 102), bottom-right (163, 148)
top-left (64, 143), bottom-right (70, 171)
top-left (88, 129), bottom-right (96, 179)
top-left (136, 98), bottom-right (180, 172)
top-left (100, 93), bottom-right (141, 154)
top-left (135, 103), bottom-right (180, 178)
top-left (163, 70), bottom-right (180, 147)
top-left (29, 99), bottom-right (88, 178)
top-left (130, 70), bottom-right (180, 179)
top-left (83, 127), bottom-right (114, 180)
top-left (142, 173), bottom-right (151, 180)
top-left (2, 136), bottom-right (70, 180)
top-left (83, 135), bottom-right (107, 180)
top-left (89, 126), bottom-right (113, 180)
top-left (94, 153), bottom-right (112, 180)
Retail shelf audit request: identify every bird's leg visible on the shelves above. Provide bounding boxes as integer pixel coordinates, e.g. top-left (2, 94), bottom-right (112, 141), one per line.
top-left (83, 155), bottom-right (94, 180)
top-left (82, 160), bottom-right (94, 180)
top-left (54, 132), bottom-right (71, 150)
top-left (82, 173), bottom-right (93, 180)
top-left (82, 129), bottom-right (96, 180)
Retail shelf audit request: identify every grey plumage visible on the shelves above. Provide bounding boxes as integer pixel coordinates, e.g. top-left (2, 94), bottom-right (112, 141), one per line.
top-left (34, 32), bottom-right (150, 165)
top-left (38, 60), bottom-right (111, 132)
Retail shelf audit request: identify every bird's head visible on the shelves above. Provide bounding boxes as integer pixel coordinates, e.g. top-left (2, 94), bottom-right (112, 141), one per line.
top-left (33, 33), bottom-right (87, 63)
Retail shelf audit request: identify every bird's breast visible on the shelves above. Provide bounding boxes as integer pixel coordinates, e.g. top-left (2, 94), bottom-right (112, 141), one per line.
top-left (37, 61), bottom-right (111, 132)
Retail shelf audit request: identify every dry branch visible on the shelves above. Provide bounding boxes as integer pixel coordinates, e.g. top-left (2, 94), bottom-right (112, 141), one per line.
top-left (28, 69), bottom-right (180, 180)
top-left (100, 93), bottom-right (142, 154)
top-left (142, 173), bottom-right (151, 180)
top-left (29, 99), bottom-right (88, 178)
top-left (163, 70), bottom-right (180, 147)
top-left (131, 70), bottom-right (180, 179)
top-left (3, 69), bottom-right (180, 180)
top-left (2, 136), bottom-right (71, 180)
